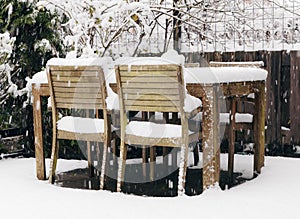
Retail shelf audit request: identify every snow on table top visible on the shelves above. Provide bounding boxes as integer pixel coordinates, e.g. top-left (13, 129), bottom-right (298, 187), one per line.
top-left (185, 67), bottom-right (268, 84)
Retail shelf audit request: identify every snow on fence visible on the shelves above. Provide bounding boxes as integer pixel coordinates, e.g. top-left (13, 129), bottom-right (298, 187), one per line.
top-left (110, 0), bottom-right (300, 55)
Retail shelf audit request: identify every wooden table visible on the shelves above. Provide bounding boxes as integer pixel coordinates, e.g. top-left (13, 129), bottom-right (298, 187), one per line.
top-left (185, 67), bottom-right (266, 189)
top-left (32, 67), bottom-right (266, 191)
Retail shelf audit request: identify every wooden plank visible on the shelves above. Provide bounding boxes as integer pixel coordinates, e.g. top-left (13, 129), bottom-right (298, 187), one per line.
top-left (49, 66), bottom-right (101, 71)
top-left (123, 94), bottom-right (179, 101)
top-left (234, 123), bottom-right (253, 130)
top-left (120, 76), bottom-right (176, 83)
top-left (121, 82), bottom-right (179, 89)
top-left (290, 51), bottom-right (300, 143)
top-left (210, 61), bottom-right (264, 67)
top-left (254, 81), bottom-right (266, 173)
top-left (228, 98), bottom-right (236, 187)
top-left (118, 64), bottom-right (180, 71)
top-left (57, 130), bottom-right (105, 142)
top-left (53, 87), bottom-right (100, 93)
top-left (56, 102), bottom-right (102, 109)
top-left (55, 92), bottom-right (102, 99)
top-left (125, 132), bottom-right (198, 147)
top-left (32, 86), bottom-right (46, 180)
top-left (122, 88), bottom-right (179, 95)
top-left (202, 85), bottom-right (220, 189)
top-left (221, 83), bottom-right (257, 96)
top-left (124, 100), bottom-right (180, 107)
top-left (118, 71), bottom-right (178, 77)
top-left (52, 82), bottom-right (100, 88)
top-left (125, 105), bottom-right (179, 113)
top-left (55, 98), bottom-right (102, 104)
top-left (50, 75), bottom-right (100, 82)
top-left (149, 146), bottom-right (156, 181)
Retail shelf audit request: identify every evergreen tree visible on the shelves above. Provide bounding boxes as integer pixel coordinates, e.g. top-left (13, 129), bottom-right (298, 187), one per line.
top-left (0, 0), bottom-right (64, 154)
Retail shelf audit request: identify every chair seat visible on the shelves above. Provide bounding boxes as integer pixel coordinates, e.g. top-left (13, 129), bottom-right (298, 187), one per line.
top-left (126, 121), bottom-right (194, 138)
top-left (57, 116), bottom-right (106, 134)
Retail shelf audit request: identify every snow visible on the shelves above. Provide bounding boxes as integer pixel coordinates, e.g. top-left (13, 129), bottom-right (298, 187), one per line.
top-left (185, 67), bottom-right (268, 84)
top-left (57, 116), bottom-right (105, 134)
top-left (1, 156), bottom-right (300, 218)
top-left (47, 57), bottom-right (107, 67)
top-left (126, 121), bottom-right (194, 138)
top-left (221, 113), bottom-right (253, 124)
top-left (30, 70), bottom-right (48, 84)
top-left (190, 112), bottom-right (253, 124)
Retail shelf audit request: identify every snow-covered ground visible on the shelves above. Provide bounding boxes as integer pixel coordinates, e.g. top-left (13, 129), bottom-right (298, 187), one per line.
top-left (0, 155), bottom-right (299, 219)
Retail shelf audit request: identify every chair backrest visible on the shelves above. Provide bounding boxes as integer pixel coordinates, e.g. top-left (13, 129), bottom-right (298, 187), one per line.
top-left (47, 64), bottom-right (107, 116)
top-left (115, 64), bottom-right (185, 115)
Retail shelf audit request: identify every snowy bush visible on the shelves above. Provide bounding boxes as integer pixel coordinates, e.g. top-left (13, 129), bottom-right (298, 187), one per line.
top-left (0, 32), bottom-right (18, 105)
top-left (37, 0), bottom-right (154, 57)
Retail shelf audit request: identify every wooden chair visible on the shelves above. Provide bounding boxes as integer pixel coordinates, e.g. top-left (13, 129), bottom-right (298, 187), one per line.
top-left (47, 59), bottom-right (112, 190)
top-left (209, 61), bottom-right (264, 186)
top-left (115, 64), bottom-right (199, 195)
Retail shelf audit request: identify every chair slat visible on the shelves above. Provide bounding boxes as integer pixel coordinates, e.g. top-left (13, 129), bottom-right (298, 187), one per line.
top-left (122, 88), bottom-right (180, 95)
top-left (117, 70), bottom-right (178, 78)
top-left (121, 82), bottom-right (179, 89)
top-left (52, 81), bottom-right (100, 88)
top-left (120, 76), bottom-right (175, 83)
top-left (55, 98), bottom-right (102, 104)
top-left (124, 94), bottom-right (179, 101)
top-left (118, 64), bottom-right (179, 71)
top-left (124, 105), bottom-right (179, 112)
top-left (51, 76), bottom-right (101, 83)
top-left (50, 66), bottom-right (101, 71)
top-left (52, 87), bottom-right (101, 94)
top-left (124, 100), bottom-right (180, 107)
top-left (54, 92), bottom-right (102, 99)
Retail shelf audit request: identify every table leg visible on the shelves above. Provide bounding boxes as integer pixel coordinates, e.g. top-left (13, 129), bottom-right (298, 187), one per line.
top-left (202, 85), bottom-right (220, 189)
top-left (254, 81), bottom-right (266, 173)
top-left (32, 88), bottom-right (46, 180)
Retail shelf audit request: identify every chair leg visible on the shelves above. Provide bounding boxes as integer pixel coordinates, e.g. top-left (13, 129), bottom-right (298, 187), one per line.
top-left (49, 137), bottom-right (59, 184)
top-left (193, 143), bottom-right (200, 166)
top-left (142, 146), bottom-right (147, 180)
top-left (150, 146), bottom-right (156, 181)
top-left (87, 141), bottom-right (94, 178)
top-left (117, 141), bottom-right (127, 192)
top-left (178, 144), bottom-right (188, 196)
top-left (100, 138), bottom-right (109, 190)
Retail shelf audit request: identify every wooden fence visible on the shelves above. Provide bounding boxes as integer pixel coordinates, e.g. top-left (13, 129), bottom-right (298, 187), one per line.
top-left (182, 50), bottom-right (300, 149)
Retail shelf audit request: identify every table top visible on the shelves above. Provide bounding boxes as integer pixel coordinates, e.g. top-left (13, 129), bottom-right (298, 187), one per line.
top-left (31, 65), bottom-right (268, 86)
top-left (184, 67), bottom-right (268, 84)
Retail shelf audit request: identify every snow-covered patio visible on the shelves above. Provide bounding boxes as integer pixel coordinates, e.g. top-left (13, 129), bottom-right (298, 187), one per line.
top-left (1, 155), bottom-right (299, 219)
